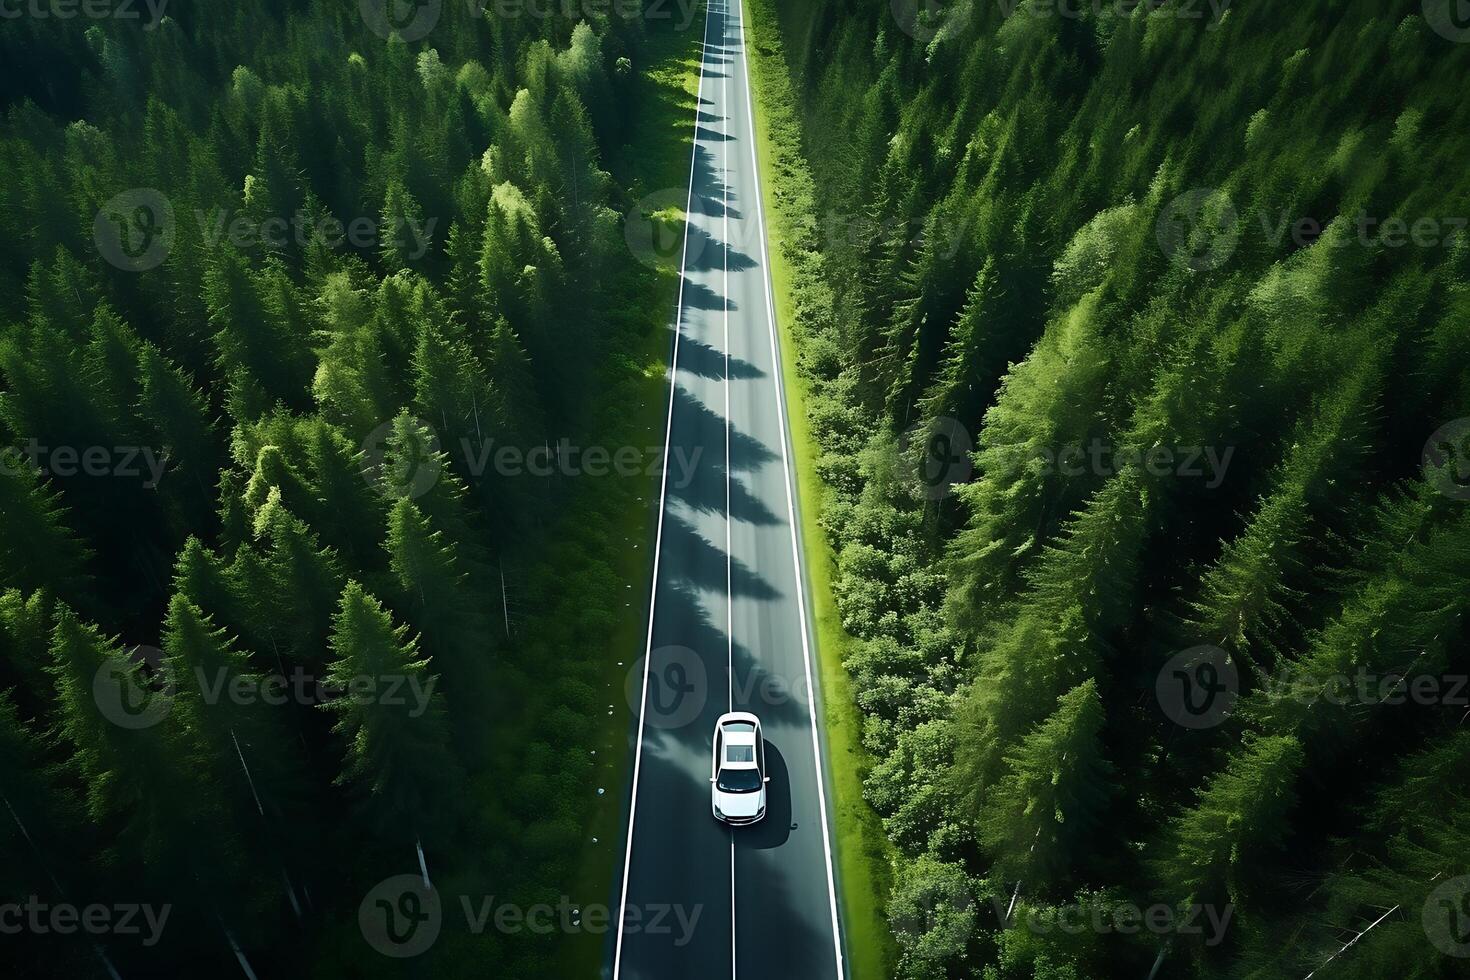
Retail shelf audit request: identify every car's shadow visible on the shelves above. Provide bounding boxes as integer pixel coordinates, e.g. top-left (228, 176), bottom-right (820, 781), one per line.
top-left (745, 740), bottom-right (792, 850)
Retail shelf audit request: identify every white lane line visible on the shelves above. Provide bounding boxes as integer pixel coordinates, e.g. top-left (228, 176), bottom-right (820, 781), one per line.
top-left (734, 0), bottom-right (846, 975)
top-left (611, 0), bottom-right (715, 974)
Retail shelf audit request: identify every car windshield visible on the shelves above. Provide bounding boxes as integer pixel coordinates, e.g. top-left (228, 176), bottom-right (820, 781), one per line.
top-left (717, 768), bottom-right (763, 793)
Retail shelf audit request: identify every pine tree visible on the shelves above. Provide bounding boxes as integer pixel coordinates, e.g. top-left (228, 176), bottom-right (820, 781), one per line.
top-left (477, 181), bottom-right (565, 394)
top-left (486, 316), bottom-right (545, 447)
top-left (203, 247), bottom-right (312, 403)
top-left (241, 93), bottom-right (306, 257)
top-left (300, 418), bottom-right (389, 564)
top-left (247, 489), bottom-right (345, 671)
top-left (0, 685), bottom-right (83, 899)
top-left (312, 272), bottom-right (395, 439)
top-left (162, 593), bottom-right (307, 827)
top-left (322, 582), bottom-right (463, 845)
top-left (136, 342), bottom-right (221, 531)
top-left (386, 497), bottom-right (494, 760)
top-left (951, 471), bottom-right (1147, 804)
top-left (0, 463), bottom-right (91, 607)
top-left (379, 177), bottom-right (428, 273)
top-left (1179, 365), bottom-right (1379, 672)
top-left (410, 310), bottom-right (491, 459)
top-left (945, 294), bottom-right (1115, 630)
top-left (83, 303), bottom-right (144, 435)
top-left (914, 257), bottom-right (1008, 438)
top-left (444, 219), bottom-right (485, 335)
top-left (1290, 733), bottom-right (1470, 979)
top-left (173, 536), bottom-right (266, 655)
top-left (25, 248), bottom-right (102, 341)
top-left (1249, 499), bottom-right (1470, 759)
top-left (1153, 734), bottom-right (1303, 912)
top-left (48, 608), bottom-right (237, 890)
top-left (981, 679), bottom-right (1113, 890)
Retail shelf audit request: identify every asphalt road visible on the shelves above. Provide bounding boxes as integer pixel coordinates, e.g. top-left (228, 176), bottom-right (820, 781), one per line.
top-left (610, 0), bottom-right (846, 977)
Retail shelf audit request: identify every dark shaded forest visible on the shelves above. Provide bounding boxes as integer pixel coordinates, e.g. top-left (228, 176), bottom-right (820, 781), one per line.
top-left (746, 0), bottom-right (1470, 976)
top-left (0, 1), bottom-right (680, 975)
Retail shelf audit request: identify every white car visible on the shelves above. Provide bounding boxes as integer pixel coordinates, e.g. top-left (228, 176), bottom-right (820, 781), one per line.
top-left (710, 712), bottom-right (769, 825)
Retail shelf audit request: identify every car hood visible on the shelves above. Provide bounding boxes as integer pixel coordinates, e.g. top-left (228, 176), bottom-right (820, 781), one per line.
top-left (715, 788), bottom-right (764, 818)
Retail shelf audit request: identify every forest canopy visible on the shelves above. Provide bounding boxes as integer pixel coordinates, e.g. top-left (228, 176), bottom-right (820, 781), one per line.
top-left (0, 0), bottom-right (685, 975)
top-left (746, 0), bottom-right (1470, 976)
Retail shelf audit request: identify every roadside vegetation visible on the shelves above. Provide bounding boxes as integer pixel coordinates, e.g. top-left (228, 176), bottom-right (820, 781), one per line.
top-left (745, 0), bottom-right (1470, 977)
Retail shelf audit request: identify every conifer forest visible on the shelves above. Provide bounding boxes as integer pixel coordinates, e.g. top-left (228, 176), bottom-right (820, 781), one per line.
top-left (1, 0), bottom-right (1468, 977)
